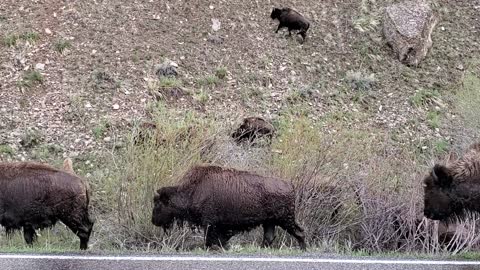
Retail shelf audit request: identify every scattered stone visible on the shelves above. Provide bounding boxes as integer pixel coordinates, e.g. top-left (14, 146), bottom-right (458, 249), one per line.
top-left (45, 28), bottom-right (52, 35)
top-left (212, 18), bottom-right (221, 31)
top-left (103, 136), bottom-right (111, 142)
top-left (383, 1), bottom-right (438, 66)
top-left (35, 63), bottom-right (45, 70)
top-left (112, 104), bottom-right (120, 110)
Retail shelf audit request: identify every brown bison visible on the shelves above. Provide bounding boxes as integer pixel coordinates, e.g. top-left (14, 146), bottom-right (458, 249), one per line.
top-left (271, 7), bottom-right (310, 41)
top-left (231, 117), bottom-right (274, 145)
top-left (0, 160), bottom-right (94, 249)
top-left (423, 143), bottom-right (480, 222)
top-left (152, 165), bottom-right (306, 250)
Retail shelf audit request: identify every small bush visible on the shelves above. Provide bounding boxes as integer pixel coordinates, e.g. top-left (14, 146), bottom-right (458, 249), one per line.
top-left (19, 70), bottom-right (44, 88)
top-left (54, 39), bottom-right (72, 53)
top-left (410, 89), bottom-right (439, 107)
top-left (20, 31), bottom-right (40, 43)
top-left (427, 111), bottom-right (441, 129)
top-left (3, 34), bottom-right (18, 47)
top-left (215, 67), bottom-right (227, 79)
top-left (345, 71), bottom-right (376, 91)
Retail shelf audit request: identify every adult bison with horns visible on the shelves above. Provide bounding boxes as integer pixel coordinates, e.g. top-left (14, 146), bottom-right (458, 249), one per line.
top-left (152, 165), bottom-right (306, 250)
top-left (0, 159), bottom-right (94, 249)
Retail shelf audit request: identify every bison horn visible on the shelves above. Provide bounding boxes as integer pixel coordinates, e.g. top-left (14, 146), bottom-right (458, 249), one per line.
top-left (431, 166), bottom-right (438, 181)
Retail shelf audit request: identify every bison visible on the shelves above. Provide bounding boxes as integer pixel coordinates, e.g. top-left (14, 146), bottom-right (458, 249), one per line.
top-left (152, 165), bottom-right (306, 250)
top-left (231, 117), bottom-right (274, 145)
top-left (270, 7), bottom-right (310, 41)
top-left (423, 143), bottom-right (480, 222)
top-left (0, 160), bottom-right (94, 249)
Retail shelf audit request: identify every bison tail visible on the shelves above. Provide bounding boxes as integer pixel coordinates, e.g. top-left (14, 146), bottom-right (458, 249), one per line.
top-left (63, 157), bottom-right (75, 174)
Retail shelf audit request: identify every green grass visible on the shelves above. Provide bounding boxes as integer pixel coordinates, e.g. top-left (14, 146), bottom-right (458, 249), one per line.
top-left (20, 31), bottom-right (40, 43)
top-left (158, 77), bottom-right (182, 88)
top-left (410, 89), bottom-right (439, 107)
top-left (19, 70), bottom-right (44, 88)
top-left (3, 33), bottom-right (19, 47)
top-left (0, 144), bottom-right (14, 156)
top-left (456, 71), bottom-right (480, 130)
top-left (92, 120), bottom-right (110, 140)
top-left (197, 75), bottom-right (219, 86)
top-left (215, 67), bottom-right (228, 79)
top-left (426, 110), bottom-right (441, 129)
top-left (54, 39), bottom-right (72, 53)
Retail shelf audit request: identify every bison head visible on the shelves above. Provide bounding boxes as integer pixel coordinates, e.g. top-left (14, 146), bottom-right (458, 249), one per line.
top-left (271, 8), bottom-right (282, 20)
top-left (423, 164), bottom-right (456, 221)
top-left (152, 186), bottom-right (180, 231)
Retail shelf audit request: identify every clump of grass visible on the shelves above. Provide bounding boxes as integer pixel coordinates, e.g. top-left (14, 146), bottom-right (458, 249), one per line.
top-left (19, 70), bottom-right (44, 88)
top-left (197, 75), bottom-right (219, 86)
top-left (54, 39), bottom-right (72, 53)
top-left (158, 77), bottom-right (182, 88)
top-left (3, 33), bottom-right (19, 47)
top-left (215, 67), bottom-right (227, 79)
top-left (3, 31), bottom-right (40, 47)
top-left (427, 110), bottom-right (441, 129)
top-left (92, 120), bottom-right (110, 140)
top-left (0, 144), bottom-right (14, 156)
top-left (20, 31), bottom-right (40, 43)
top-left (410, 89), bottom-right (439, 107)
top-left (456, 71), bottom-right (480, 130)
top-left (19, 129), bottom-right (43, 149)
top-left (345, 70), bottom-right (376, 91)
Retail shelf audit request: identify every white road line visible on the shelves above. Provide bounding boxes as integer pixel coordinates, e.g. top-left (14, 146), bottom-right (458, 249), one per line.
top-left (0, 254), bottom-right (479, 265)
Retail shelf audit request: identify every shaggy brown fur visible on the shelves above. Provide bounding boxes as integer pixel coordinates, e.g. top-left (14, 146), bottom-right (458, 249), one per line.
top-left (0, 162), bottom-right (94, 249)
top-left (231, 117), bottom-right (274, 145)
top-left (152, 165), bottom-right (306, 250)
top-left (423, 142), bottom-right (480, 222)
top-left (270, 7), bottom-right (310, 41)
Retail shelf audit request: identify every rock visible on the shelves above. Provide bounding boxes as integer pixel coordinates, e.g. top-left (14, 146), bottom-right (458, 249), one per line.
top-left (383, 1), bottom-right (438, 66)
top-left (45, 28), bottom-right (52, 35)
top-left (112, 104), bottom-right (120, 110)
top-left (35, 63), bottom-right (45, 70)
top-left (211, 18), bottom-right (221, 31)
top-left (155, 59), bottom-right (178, 78)
top-left (207, 34), bottom-right (224, 44)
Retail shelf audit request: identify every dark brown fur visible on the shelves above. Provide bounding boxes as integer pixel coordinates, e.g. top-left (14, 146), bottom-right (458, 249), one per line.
top-left (270, 7), bottom-right (310, 41)
top-left (231, 117), bottom-right (274, 145)
top-left (0, 162), bottom-right (94, 249)
top-left (152, 165), bottom-right (306, 250)
top-left (423, 143), bottom-right (480, 222)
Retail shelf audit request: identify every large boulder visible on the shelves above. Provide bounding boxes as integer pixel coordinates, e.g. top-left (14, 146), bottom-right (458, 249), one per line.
top-left (383, 1), bottom-right (438, 66)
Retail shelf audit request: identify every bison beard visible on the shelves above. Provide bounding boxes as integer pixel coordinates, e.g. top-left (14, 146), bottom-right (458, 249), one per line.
top-left (152, 165), bottom-right (306, 250)
top-left (0, 162), bottom-right (94, 250)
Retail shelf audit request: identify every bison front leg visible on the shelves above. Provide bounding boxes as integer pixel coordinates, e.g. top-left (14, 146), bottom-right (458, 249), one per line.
top-left (23, 226), bottom-right (37, 246)
top-left (262, 224), bottom-right (275, 248)
top-left (275, 23), bottom-right (285, 33)
top-left (205, 227), bottom-right (233, 250)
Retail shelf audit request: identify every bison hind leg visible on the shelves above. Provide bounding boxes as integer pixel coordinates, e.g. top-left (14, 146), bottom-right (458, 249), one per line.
top-left (23, 226), bottom-right (37, 246)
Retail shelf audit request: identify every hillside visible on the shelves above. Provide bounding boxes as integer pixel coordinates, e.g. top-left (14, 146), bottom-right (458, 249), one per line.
top-left (0, 0), bottom-right (480, 253)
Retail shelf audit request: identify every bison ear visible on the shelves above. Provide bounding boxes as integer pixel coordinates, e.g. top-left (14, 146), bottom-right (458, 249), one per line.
top-left (432, 164), bottom-right (453, 188)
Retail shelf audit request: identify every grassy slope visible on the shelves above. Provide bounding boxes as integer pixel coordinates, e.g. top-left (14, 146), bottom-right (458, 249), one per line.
top-left (0, 0), bottom-right (479, 254)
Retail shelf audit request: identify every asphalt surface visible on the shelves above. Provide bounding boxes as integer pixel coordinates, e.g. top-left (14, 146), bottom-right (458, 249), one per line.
top-left (1, 254), bottom-right (480, 270)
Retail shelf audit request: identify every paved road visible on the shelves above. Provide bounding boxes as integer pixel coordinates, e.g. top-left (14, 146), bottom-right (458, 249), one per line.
top-left (1, 254), bottom-right (480, 270)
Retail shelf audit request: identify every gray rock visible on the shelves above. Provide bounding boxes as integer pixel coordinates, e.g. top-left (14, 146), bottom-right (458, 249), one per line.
top-left (383, 1), bottom-right (438, 66)
top-left (155, 60), bottom-right (178, 78)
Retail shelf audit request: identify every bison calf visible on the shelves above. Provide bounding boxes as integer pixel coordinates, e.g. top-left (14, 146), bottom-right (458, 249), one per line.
top-left (271, 7), bottom-right (310, 41)
top-left (152, 165), bottom-right (306, 250)
top-left (231, 117), bottom-right (274, 145)
top-left (0, 161), bottom-right (94, 249)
